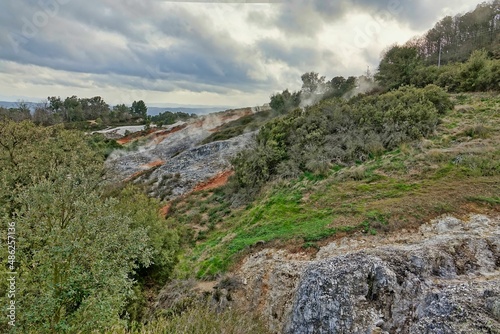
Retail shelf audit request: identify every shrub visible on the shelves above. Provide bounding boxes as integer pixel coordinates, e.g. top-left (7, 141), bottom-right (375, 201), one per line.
top-left (230, 85), bottom-right (451, 199)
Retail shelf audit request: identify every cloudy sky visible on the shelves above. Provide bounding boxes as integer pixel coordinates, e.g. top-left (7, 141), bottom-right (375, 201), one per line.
top-left (0, 0), bottom-right (482, 108)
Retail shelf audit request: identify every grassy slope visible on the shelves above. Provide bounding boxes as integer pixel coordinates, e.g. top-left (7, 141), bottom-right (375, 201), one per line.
top-left (169, 92), bottom-right (499, 279)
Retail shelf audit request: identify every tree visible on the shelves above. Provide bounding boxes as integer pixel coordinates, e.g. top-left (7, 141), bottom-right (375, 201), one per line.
top-left (269, 89), bottom-right (301, 113)
top-left (0, 120), bottom-right (157, 332)
top-left (327, 76), bottom-right (357, 98)
top-left (301, 72), bottom-right (326, 94)
top-left (80, 96), bottom-right (110, 121)
top-left (112, 104), bottom-right (132, 122)
top-left (114, 186), bottom-right (180, 284)
top-left (375, 45), bottom-right (423, 90)
top-left (131, 100), bottom-right (148, 119)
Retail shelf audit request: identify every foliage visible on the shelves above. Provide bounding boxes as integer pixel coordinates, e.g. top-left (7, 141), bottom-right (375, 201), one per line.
top-left (232, 85), bottom-right (452, 195)
top-left (175, 92), bottom-right (499, 280)
top-left (375, 45), bottom-right (423, 90)
top-left (270, 89), bottom-right (301, 113)
top-left (114, 186), bottom-right (180, 285)
top-left (325, 76), bottom-right (357, 98)
top-left (413, 1), bottom-right (500, 65)
top-left (0, 120), bottom-right (178, 332)
top-left (87, 133), bottom-right (123, 158)
top-left (379, 0), bottom-right (500, 93)
top-left (150, 111), bottom-right (196, 127)
top-left (4, 184), bottom-right (151, 333)
top-left (109, 304), bottom-right (271, 334)
top-left (131, 100), bottom-right (148, 119)
top-left (0, 103), bottom-right (32, 122)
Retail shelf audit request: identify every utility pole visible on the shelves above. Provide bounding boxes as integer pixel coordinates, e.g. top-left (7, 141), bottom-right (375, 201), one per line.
top-left (438, 39), bottom-right (442, 68)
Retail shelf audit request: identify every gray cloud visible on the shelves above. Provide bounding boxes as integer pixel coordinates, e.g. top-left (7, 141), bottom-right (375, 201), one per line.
top-left (0, 1), bottom-right (269, 96)
top-left (257, 38), bottom-right (338, 69)
top-left (250, 0), bottom-right (464, 35)
top-left (0, 0), bottom-right (480, 105)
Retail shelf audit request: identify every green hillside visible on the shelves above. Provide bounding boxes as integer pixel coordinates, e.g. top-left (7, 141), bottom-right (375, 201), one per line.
top-left (171, 91), bottom-right (499, 279)
top-left (0, 1), bottom-right (498, 333)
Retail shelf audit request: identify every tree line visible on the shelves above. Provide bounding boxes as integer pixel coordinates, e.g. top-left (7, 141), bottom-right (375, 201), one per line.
top-left (0, 97), bottom-right (149, 129)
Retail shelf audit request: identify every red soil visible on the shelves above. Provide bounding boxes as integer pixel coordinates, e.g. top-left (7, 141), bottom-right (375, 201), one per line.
top-left (123, 160), bottom-right (165, 182)
top-left (149, 124), bottom-right (187, 145)
top-left (193, 170), bottom-right (234, 192)
top-left (160, 203), bottom-right (171, 217)
top-left (117, 128), bottom-right (156, 145)
top-left (141, 159), bottom-right (165, 169)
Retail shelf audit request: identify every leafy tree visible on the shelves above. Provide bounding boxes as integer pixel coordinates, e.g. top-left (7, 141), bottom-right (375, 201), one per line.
top-left (0, 120), bottom-right (159, 333)
top-left (269, 89), bottom-right (301, 113)
top-left (131, 100), bottom-right (148, 119)
top-left (80, 96), bottom-right (109, 121)
top-left (412, 1), bottom-right (500, 65)
top-left (301, 72), bottom-right (326, 94)
top-left (112, 104), bottom-right (132, 122)
top-left (114, 186), bottom-right (180, 284)
top-left (327, 76), bottom-right (357, 98)
top-left (375, 45), bottom-right (423, 90)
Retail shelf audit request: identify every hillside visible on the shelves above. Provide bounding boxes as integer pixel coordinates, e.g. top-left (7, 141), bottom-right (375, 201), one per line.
top-left (169, 92), bottom-right (499, 276)
top-left (103, 105), bottom-right (272, 200)
top-left (1, 2), bottom-right (499, 333)
top-left (145, 91), bottom-right (499, 333)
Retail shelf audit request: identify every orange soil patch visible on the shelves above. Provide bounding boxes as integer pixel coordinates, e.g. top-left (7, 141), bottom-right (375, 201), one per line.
top-left (160, 203), bottom-right (171, 217)
top-left (149, 124), bottom-right (187, 145)
top-left (193, 170), bottom-right (234, 192)
top-left (123, 160), bottom-right (165, 182)
top-left (116, 128), bottom-right (156, 145)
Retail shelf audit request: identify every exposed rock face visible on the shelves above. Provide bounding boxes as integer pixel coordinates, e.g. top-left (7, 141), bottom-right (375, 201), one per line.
top-left (146, 132), bottom-right (254, 198)
top-left (234, 215), bottom-right (500, 334)
top-left (233, 250), bottom-right (310, 333)
top-left (104, 107), bottom-right (258, 198)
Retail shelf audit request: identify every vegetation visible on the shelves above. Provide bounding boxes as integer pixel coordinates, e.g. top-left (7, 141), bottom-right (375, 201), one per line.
top-left (172, 92), bottom-right (499, 279)
top-left (0, 2), bottom-right (498, 333)
top-left (231, 85), bottom-right (452, 197)
top-left (150, 111), bottom-right (197, 127)
top-left (0, 121), bottom-right (179, 333)
top-left (109, 304), bottom-right (270, 334)
top-left (413, 1), bottom-right (500, 65)
top-left (0, 97), bottom-right (152, 130)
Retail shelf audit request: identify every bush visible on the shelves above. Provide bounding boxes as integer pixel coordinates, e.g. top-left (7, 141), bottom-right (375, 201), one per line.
top-left (230, 85), bottom-right (451, 199)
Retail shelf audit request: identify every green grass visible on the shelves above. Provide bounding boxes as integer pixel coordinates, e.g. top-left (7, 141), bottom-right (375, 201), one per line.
top-left (170, 92), bottom-right (500, 280)
top-left (466, 196), bottom-right (500, 205)
top-left (192, 188), bottom-right (341, 278)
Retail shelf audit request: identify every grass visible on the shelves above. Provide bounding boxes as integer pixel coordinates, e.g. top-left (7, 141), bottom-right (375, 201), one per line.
top-left (167, 93), bottom-right (500, 280)
top-left (108, 305), bottom-right (271, 334)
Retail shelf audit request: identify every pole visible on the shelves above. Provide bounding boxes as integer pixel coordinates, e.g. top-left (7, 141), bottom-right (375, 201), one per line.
top-left (438, 39), bottom-right (442, 68)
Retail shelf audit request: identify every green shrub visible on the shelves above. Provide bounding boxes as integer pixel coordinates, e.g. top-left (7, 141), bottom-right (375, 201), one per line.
top-left (230, 85), bottom-right (451, 199)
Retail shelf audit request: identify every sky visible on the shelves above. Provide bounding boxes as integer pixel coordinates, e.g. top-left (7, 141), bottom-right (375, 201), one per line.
top-left (0, 0), bottom-right (482, 108)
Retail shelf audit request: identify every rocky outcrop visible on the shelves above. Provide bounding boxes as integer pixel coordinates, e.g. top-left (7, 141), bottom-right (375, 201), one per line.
top-left (146, 132), bottom-right (254, 198)
top-left (104, 107), bottom-right (258, 199)
top-left (233, 215), bottom-right (500, 334)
